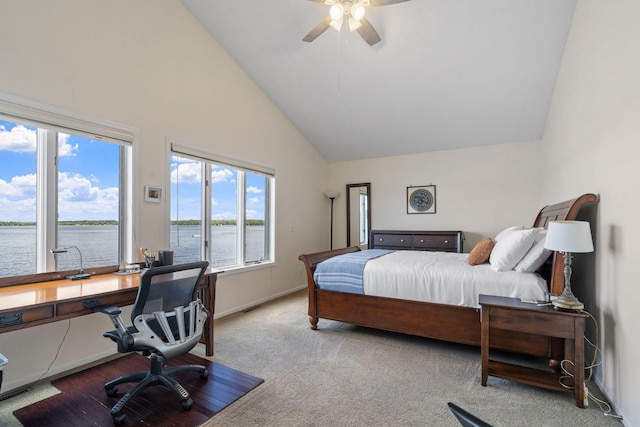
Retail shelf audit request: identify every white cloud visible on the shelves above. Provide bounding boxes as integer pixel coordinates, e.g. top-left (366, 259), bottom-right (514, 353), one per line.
top-left (212, 211), bottom-right (237, 221)
top-left (0, 124), bottom-right (36, 152)
top-left (57, 172), bottom-right (118, 219)
top-left (246, 209), bottom-right (260, 220)
top-left (247, 186), bottom-right (262, 194)
top-left (247, 196), bottom-right (260, 205)
top-left (211, 167), bottom-right (234, 184)
top-left (57, 133), bottom-right (78, 157)
top-left (0, 126), bottom-right (79, 156)
top-left (171, 161), bottom-right (201, 184)
top-left (0, 171), bottom-right (119, 221)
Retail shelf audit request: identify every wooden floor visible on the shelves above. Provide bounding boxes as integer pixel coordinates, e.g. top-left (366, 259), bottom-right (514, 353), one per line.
top-left (13, 353), bottom-right (263, 426)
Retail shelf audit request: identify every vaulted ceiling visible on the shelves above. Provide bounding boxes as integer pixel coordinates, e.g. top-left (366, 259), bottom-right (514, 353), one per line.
top-left (181, 0), bottom-right (576, 163)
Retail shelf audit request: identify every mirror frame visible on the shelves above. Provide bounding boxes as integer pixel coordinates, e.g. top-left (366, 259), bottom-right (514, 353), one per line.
top-left (346, 183), bottom-right (371, 248)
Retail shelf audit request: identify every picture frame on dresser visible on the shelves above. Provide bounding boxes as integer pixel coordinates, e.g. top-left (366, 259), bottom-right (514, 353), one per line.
top-left (407, 185), bottom-right (436, 214)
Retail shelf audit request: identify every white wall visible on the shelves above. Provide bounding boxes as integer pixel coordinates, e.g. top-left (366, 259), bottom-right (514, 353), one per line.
top-left (328, 141), bottom-right (544, 251)
top-left (540, 1), bottom-right (640, 424)
top-left (0, 0), bottom-right (327, 392)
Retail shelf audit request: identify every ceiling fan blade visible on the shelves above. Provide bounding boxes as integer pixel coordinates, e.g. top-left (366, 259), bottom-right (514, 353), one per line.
top-left (369, 0), bottom-right (410, 6)
top-left (303, 17), bottom-right (332, 42)
top-left (356, 17), bottom-right (381, 46)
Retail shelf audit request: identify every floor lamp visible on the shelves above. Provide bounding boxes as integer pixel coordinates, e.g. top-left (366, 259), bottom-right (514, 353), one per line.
top-left (324, 191), bottom-right (340, 250)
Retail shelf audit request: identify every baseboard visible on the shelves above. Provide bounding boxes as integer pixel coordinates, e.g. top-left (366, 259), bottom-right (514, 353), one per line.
top-left (2, 349), bottom-right (118, 394)
top-left (214, 284), bottom-right (306, 319)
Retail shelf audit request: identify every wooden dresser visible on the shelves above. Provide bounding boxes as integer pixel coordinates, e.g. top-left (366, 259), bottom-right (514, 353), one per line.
top-left (369, 230), bottom-right (463, 253)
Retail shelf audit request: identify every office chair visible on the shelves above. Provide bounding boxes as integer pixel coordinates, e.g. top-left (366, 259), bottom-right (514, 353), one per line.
top-left (448, 402), bottom-right (493, 427)
top-left (96, 261), bottom-right (210, 425)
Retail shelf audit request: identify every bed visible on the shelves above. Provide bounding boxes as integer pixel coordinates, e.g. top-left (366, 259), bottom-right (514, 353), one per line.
top-left (298, 193), bottom-right (598, 363)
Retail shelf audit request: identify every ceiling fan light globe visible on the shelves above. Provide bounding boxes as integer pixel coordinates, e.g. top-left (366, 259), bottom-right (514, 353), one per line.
top-left (330, 4), bottom-right (345, 20)
top-left (351, 4), bottom-right (366, 21)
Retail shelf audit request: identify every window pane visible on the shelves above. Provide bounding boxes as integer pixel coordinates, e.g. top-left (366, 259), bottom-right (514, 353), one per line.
top-left (170, 155), bottom-right (202, 264)
top-left (245, 173), bottom-right (267, 263)
top-left (56, 132), bottom-right (120, 270)
top-left (0, 120), bottom-right (37, 277)
top-left (210, 165), bottom-right (237, 268)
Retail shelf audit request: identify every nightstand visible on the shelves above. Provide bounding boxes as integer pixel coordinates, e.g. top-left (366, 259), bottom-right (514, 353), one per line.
top-left (479, 294), bottom-right (588, 408)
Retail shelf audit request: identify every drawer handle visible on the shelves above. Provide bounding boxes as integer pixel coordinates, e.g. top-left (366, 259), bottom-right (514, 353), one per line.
top-left (83, 299), bottom-right (101, 309)
top-left (0, 313), bottom-right (23, 326)
top-left (420, 239), bottom-right (425, 243)
top-left (400, 239), bottom-right (405, 243)
top-left (444, 240), bottom-right (449, 243)
top-left (379, 238), bottom-right (384, 242)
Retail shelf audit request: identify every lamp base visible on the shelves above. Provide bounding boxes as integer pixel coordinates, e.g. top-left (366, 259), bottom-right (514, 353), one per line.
top-left (552, 297), bottom-right (584, 312)
top-left (66, 273), bottom-right (91, 281)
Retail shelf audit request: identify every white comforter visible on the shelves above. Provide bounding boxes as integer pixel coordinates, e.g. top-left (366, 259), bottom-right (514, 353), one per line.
top-left (363, 251), bottom-right (548, 308)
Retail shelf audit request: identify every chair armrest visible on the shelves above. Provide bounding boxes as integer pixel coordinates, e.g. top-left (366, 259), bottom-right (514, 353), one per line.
top-left (93, 305), bottom-right (121, 316)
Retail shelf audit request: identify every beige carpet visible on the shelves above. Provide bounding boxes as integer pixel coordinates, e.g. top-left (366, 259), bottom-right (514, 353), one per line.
top-left (2, 290), bottom-right (622, 427)
top-left (192, 290), bottom-right (621, 427)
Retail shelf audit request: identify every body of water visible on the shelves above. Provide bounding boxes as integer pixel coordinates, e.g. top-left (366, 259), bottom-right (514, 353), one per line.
top-left (0, 225), bottom-right (265, 278)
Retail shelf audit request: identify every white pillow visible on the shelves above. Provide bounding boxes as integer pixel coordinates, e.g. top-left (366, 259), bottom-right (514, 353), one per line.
top-left (514, 229), bottom-right (552, 273)
top-left (489, 228), bottom-right (537, 272)
top-left (494, 225), bottom-right (524, 242)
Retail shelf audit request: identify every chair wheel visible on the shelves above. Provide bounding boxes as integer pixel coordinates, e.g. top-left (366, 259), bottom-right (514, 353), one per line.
top-left (106, 387), bottom-right (118, 397)
top-left (112, 413), bottom-right (126, 425)
top-left (200, 369), bottom-right (209, 380)
top-left (182, 398), bottom-right (193, 410)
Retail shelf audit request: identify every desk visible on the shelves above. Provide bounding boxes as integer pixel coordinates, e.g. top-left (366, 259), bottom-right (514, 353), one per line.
top-left (0, 270), bottom-right (216, 356)
top-left (480, 294), bottom-right (587, 408)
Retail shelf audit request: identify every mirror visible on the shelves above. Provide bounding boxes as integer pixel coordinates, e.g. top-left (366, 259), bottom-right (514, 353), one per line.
top-left (346, 183), bottom-right (371, 249)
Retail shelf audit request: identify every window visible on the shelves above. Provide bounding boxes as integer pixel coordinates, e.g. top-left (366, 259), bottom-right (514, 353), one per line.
top-left (169, 144), bottom-right (274, 270)
top-left (0, 94), bottom-right (134, 278)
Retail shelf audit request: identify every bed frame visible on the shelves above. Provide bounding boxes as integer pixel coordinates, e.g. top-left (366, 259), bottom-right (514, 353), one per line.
top-left (298, 193), bottom-right (598, 362)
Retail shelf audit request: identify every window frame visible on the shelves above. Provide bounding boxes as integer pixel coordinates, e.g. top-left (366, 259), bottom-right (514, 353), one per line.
top-left (0, 92), bottom-right (137, 275)
top-left (168, 141), bottom-right (276, 272)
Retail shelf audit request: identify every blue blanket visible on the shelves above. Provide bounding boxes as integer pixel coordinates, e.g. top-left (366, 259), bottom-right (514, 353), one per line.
top-left (313, 249), bottom-right (393, 294)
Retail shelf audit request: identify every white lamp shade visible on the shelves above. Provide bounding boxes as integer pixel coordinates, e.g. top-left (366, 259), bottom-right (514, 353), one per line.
top-left (544, 221), bottom-right (594, 253)
top-left (324, 191), bottom-right (340, 199)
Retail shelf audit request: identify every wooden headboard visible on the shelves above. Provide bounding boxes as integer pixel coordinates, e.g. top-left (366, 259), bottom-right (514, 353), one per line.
top-left (533, 193), bottom-right (598, 295)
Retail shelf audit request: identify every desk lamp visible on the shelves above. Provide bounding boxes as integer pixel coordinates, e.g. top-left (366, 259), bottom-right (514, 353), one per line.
top-left (544, 221), bottom-right (593, 311)
top-left (51, 246), bottom-right (91, 280)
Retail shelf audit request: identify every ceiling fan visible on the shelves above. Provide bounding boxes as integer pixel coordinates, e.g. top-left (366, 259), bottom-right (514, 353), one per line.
top-left (303, 0), bottom-right (410, 46)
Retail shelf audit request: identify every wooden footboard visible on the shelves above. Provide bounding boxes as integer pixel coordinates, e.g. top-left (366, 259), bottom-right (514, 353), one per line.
top-left (298, 247), bottom-right (552, 356)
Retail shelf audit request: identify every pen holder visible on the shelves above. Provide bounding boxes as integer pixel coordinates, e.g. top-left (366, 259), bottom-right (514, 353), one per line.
top-left (144, 255), bottom-right (155, 268)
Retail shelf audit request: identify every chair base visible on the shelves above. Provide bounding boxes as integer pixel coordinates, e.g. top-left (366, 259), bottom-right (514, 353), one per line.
top-left (105, 353), bottom-right (209, 425)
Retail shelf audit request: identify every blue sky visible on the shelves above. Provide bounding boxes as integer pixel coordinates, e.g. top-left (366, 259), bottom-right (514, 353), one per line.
top-left (0, 119), bottom-right (265, 222)
top-left (170, 156), bottom-right (266, 221)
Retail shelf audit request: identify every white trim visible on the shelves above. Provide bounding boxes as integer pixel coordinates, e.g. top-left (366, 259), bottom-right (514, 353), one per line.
top-left (0, 91), bottom-right (135, 144)
top-left (170, 140), bottom-right (276, 177)
top-left (213, 283), bottom-right (306, 319)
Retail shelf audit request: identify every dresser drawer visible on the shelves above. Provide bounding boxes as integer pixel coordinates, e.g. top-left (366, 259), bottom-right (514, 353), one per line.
top-left (371, 233), bottom-right (412, 248)
top-left (0, 304), bottom-right (54, 328)
top-left (371, 230), bottom-right (463, 252)
top-left (57, 289), bottom-right (138, 316)
top-left (412, 234), bottom-right (458, 251)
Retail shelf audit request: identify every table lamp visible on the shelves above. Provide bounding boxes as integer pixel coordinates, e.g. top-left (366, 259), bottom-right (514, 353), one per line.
top-left (51, 246), bottom-right (91, 280)
top-left (544, 221), bottom-right (593, 311)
